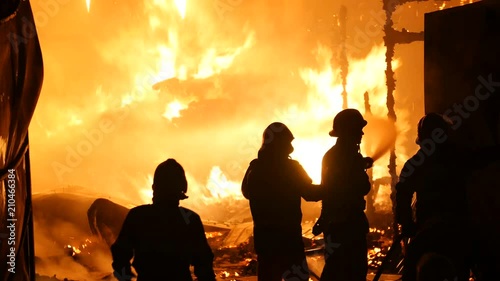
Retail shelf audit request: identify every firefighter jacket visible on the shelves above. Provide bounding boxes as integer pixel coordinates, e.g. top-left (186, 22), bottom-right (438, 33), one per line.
top-left (395, 142), bottom-right (498, 231)
top-left (320, 140), bottom-right (371, 229)
top-left (242, 156), bottom-right (321, 255)
top-left (111, 203), bottom-right (216, 281)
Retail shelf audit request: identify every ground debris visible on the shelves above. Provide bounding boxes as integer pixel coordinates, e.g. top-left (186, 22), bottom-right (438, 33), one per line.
top-left (35, 274), bottom-right (74, 281)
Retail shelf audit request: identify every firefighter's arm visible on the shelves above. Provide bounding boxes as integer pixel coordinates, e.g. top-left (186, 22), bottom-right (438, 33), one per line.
top-left (321, 154), bottom-right (333, 188)
top-left (241, 167), bottom-right (251, 199)
top-left (294, 161), bottom-right (322, 201)
top-left (110, 210), bottom-right (136, 281)
top-left (300, 183), bottom-right (322, 202)
top-left (241, 159), bottom-right (258, 199)
top-left (336, 156), bottom-right (370, 196)
top-left (191, 215), bottom-right (217, 281)
top-left (395, 162), bottom-right (417, 237)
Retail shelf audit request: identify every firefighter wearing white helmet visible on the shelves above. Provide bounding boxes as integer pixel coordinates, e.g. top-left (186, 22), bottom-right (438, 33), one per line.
top-left (318, 109), bottom-right (373, 281)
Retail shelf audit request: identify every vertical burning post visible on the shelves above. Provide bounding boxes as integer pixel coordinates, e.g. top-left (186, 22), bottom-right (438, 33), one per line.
top-left (364, 91), bottom-right (376, 217)
top-left (382, 0), bottom-right (424, 231)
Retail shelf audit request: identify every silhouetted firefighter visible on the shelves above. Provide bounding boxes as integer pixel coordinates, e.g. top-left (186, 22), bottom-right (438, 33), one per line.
top-left (111, 159), bottom-right (216, 281)
top-left (241, 122), bottom-right (321, 281)
top-left (88, 198), bottom-right (129, 247)
top-left (315, 109), bottom-right (373, 281)
top-left (395, 113), bottom-right (500, 281)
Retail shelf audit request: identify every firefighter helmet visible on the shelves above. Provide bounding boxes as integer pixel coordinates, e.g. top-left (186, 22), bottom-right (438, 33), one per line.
top-left (329, 109), bottom-right (368, 137)
top-left (262, 122), bottom-right (294, 145)
top-left (153, 158), bottom-right (188, 200)
top-left (416, 113), bottom-right (452, 144)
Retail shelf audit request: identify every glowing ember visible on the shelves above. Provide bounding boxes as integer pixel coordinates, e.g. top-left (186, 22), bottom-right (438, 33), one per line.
top-left (205, 232), bottom-right (223, 239)
top-left (66, 244), bottom-right (82, 256)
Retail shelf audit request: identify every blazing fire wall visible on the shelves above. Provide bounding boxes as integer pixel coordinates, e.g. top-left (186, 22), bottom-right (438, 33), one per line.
top-left (424, 0), bottom-right (500, 273)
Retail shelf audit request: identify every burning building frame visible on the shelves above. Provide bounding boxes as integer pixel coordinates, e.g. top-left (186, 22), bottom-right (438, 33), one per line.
top-left (2, 0), bottom-right (498, 280)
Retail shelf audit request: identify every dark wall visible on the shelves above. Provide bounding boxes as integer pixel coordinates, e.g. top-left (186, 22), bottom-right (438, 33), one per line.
top-left (425, 0), bottom-right (500, 145)
top-left (424, 0), bottom-right (500, 273)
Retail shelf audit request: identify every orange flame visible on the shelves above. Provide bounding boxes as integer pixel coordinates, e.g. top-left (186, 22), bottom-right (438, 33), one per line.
top-left (287, 44), bottom-right (407, 184)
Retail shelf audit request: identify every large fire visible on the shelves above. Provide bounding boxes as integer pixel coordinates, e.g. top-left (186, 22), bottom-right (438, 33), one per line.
top-left (29, 0), bottom-right (411, 217)
top-left (26, 0), bottom-right (481, 279)
top-left (30, 0), bottom-right (482, 222)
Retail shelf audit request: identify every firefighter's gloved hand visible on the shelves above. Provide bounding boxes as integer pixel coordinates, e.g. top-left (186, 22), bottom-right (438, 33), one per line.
top-left (363, 157), bottom-right (374, 169)
top-left (401, 223), bottom-right (417, 238)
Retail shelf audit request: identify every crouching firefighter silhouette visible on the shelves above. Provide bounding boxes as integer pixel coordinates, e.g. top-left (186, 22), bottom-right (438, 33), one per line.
top-left (316, 109), bottom-right (373, 281)
top-left (111, 159), bottom-right (216, 281)
top-left (395, 113), bottom-right (500, 281)
top-left (242, 122), bottom-right (322, 281)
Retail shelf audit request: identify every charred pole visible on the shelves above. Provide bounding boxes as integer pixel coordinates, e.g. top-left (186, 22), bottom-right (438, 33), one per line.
top-left (364, 91), bottom-right (376, 218)
top-left (339, 5), bottom-right (348, 109)
top-left (382, 0), bottom-right (424, 231)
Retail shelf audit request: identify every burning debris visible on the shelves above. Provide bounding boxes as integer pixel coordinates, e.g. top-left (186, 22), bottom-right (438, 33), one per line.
top-left (366, 227), bottom-right (394, 271)
top-left (32, 190), bottom-right (401, 280)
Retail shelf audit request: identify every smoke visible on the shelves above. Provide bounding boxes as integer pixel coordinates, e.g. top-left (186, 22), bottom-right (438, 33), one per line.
top-left (363, 115), bottom-right (398, 162)
top-left (33, 193), bottom-right (113, 280)
top-left (34, 220), bottom-right (112, 281)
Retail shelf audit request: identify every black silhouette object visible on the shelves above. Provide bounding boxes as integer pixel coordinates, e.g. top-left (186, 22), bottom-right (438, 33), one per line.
top-left (318, 109), bottom-right (373, 281)
top-left (241, 122), bottom-right (321, 281)
top-left (88, 198), bottom-right (129, 247)
top-left (395, 113), bottom-right (499, 281)
top-left (111, 159), bottom-right (216, 281)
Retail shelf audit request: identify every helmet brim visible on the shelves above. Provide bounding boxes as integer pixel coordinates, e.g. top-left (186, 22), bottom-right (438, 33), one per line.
top-left (329, 120), bottom-right (367, 137)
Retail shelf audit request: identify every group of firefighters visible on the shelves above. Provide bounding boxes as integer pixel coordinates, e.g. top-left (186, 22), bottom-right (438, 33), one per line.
top-left (109, 109), bottom-right (497, 281)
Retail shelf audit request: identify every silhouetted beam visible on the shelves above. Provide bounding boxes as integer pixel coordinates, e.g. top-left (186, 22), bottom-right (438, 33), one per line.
top-left (387, 28), bottom-right (424, 44)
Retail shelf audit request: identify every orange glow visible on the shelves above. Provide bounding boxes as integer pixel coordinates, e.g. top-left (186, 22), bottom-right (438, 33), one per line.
top-left (290, 44), bottom-right (406, 184)
top-left (86, 0), bottom-right (90, 12)
top-left (29, 0), bottom-right (425, 221)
